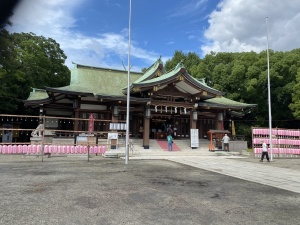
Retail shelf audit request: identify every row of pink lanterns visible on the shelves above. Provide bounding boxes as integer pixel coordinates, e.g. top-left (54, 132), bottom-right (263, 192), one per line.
top-left (0, 145), bottom-right (106, 154)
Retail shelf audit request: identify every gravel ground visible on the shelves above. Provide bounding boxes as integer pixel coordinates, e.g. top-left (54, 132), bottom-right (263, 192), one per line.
top-left (0, 155), bottom-right (299, 225)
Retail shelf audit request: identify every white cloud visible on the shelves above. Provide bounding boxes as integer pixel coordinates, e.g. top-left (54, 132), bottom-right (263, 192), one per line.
top-left (166, 41), bottom-right (175, 45)
top-left (201, 0), bottom-right (300, 55)
top-left (167, 0), bottom-right (208, 19)
top-left (10, 0), bottom-right (79, 32)
top-left (8, 0), bottom-right (158, 70)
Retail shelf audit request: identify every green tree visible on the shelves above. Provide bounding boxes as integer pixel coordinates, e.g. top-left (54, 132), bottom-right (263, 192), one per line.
top-left (164, 48), bottom-right (300, 137)
top-left (0, 28), bottom-right (70, 114)
top-left (290, 68), bottom-right (300, 119)
top-left (165, 50), bottom-right (187, 72)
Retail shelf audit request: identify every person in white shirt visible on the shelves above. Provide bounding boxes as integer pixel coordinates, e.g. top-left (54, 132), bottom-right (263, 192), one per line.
top-left (260, 140), bottom-right (270, 162)
top-left (222, 134), bottom-right (230, 152)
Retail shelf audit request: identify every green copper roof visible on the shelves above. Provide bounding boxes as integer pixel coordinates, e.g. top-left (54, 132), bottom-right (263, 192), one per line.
top-left (133, 57), bottom-right (164, 84)
top-left (138, 63), bottom-right (182, 85)
top-left (131, 61), bottom-right (224, 95)
top-left (26, 88), bottom-right (49, 100)
top-left (189, 75), bottom-right (221, 93)
top-left (203, 96), bottom-right (257, 108)
top-left (24, 62), bottom-right (255, 113)
top-left (55, 64), bottom-right (142, 96)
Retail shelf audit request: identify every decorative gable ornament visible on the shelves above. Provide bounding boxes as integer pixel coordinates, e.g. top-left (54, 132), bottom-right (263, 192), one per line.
top-left (177, 75), bottom-right (184, 81)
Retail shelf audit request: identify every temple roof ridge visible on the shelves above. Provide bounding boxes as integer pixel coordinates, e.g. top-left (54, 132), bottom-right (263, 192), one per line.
top-left (71, 62), bottom-right (142, 74)
top-left (166, 59), bottom-right (185, 74)
top-left (197, 77), bottom-right (206, 84)
top-left (142, 56), bottom-right (163, 74)
top-left (138, 63), bottom-right (182, 84)
top-left (131, 57), bottom-right (164, 84)
top-left (175, 60), bottom-right (185, 69)
top-left (31, 87), bottom-right (47, 93)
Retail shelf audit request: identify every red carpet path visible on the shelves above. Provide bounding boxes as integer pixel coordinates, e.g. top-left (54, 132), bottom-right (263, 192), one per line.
top-left (156, 140), bottom-right (181, 151)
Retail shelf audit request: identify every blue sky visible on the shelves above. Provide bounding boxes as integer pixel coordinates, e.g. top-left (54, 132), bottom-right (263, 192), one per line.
top-left (8, 0), bottom-right (300, 72)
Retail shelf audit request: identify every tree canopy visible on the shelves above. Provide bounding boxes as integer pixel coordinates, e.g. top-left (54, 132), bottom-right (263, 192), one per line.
top-left (0, 26), bottom-right (70, 114)
top-left (165, 49), bottom-right (300, 131)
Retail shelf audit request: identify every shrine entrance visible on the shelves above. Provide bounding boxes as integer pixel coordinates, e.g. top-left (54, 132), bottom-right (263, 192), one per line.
top-left (173, 116), bottom-right (190, 139)
top-left (150, 115), bottom-right (190, 139)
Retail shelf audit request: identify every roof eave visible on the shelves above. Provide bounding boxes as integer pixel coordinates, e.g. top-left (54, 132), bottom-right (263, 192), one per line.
top-left (45, 87), bottom-right (94, 97)
top-left (95, 94), bottom-right (151, 103)
top-left (23, 98), bottom-right (52, 107)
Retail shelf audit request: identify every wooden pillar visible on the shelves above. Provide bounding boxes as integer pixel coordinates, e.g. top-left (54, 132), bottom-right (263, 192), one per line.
top-left (73, 98), bottom-right (80, 133)
top-left (111, 113), bottom-right (118, 149)
top-left (199, 116), bottom-right (204, 139)
top-left (190, 111), bottom-right (197, 129)
top-left (74, 109), bottom-right (80, 132)
top-left (143, 116), bottom-right (150, 149)
top-left (216, 112), bottom-right (224, 130)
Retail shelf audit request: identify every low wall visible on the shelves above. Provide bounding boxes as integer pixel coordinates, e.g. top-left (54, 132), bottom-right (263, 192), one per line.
top-left (228, 141), bottom-right (247, 151)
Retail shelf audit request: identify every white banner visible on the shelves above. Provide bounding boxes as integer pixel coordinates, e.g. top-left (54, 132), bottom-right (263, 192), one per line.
top-left (190, 129), bottom-right (199, 148)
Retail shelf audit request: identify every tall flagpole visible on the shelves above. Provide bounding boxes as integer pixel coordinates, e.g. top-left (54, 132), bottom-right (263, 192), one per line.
top-left (266, 17), bottom-right (273, 161)
top-left (125, 0), bottom-right (132, 164)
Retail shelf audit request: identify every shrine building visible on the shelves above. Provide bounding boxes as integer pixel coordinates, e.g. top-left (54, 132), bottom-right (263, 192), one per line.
top-left (23, 58), bottom-right (256, 149)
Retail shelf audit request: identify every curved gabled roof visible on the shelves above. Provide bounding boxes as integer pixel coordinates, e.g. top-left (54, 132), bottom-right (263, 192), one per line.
top-left (23, 88), bottom-right (51, 107)
top-left (26, 88), bottom-right (49, 100)
top-left (132, 57), bottom-right (165, 84)
top-left (135, 63), bottom-right (183, 85)
top-left (128, 61), bottom-right (224, 97)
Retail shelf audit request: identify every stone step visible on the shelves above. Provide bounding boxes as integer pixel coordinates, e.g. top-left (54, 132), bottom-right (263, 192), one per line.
top-left (103, 138), bottom-right (236, 158)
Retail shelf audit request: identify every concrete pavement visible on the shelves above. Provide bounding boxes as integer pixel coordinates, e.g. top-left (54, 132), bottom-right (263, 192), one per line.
top-left (129, 154), bottom-right (300, 194)
top-left (111, 138), bottom-right (300, 194)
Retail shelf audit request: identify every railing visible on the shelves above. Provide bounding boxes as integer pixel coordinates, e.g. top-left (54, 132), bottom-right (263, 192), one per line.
top-left (0, 144), bottom-right (106, 155)
top-left (0, 114), bottom-right (128, 145)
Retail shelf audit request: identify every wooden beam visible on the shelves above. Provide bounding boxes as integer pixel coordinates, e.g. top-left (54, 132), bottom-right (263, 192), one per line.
top-left (150, 100), bottom-right (194, 108)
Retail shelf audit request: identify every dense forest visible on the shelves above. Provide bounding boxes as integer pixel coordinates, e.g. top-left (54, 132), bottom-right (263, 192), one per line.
top-left (1, 23), bottom-right (300, 139)
top-left (163, 50), bottom-right (300, 138)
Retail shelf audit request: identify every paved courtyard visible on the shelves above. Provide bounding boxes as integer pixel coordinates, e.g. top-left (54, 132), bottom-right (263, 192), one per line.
top-left (0, 155), bottom-right (299, 225)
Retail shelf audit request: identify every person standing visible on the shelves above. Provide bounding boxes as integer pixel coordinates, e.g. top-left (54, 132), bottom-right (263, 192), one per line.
top-left (260, 140), bottom-right (270, 162)
top-left (173, 126), bottom-right (177, 139)
top-left (222, 133), bottom-right (230, 152)
top-left (167, 125), bottom-right (173, 135)
top-left (139, 126), bottom-right (143, 138)
top-left (167, 133), bottom-right (173, 151)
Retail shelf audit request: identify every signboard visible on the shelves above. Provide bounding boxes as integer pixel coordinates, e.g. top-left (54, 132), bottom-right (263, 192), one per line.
top-left (2, 124), bottom-right (13, 143)
top-left (76, 136), bottom-right (88, 142)
top-left (120, 123), bottom-right (125, 130)
top-left (79, 133), bottom-right (94, 137)
top-left (116, 123), bottom-right (121, 130)
top-left (109, 123), bottom-right (127, 130)
top-left (107, 132), bottom-right (118, 139)
top-left (190, 129), bottom-right (199, 148)
top-left (76, 135), bottom-right (96, 145)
